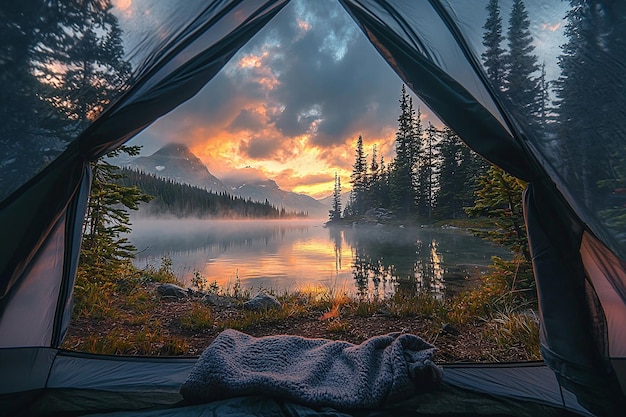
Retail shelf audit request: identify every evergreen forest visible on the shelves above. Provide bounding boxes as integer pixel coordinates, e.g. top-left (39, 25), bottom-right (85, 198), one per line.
top-left (119, 168), bottom-right (308, 219)
top-left (3, 0), bottom-right (625, 282)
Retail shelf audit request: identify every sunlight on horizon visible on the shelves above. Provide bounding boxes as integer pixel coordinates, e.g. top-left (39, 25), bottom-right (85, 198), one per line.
top-left (126, 0), bottom-right (438, 200)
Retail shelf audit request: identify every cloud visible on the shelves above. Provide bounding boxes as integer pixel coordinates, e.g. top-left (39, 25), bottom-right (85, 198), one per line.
top-left (259, 1), bottom-right (404, 149)
top-left (113, 0), bottom-right (132, 13)
top-left (220, 167), bottom-right (269, 185)
top-left (228, 108), bottom-right (265, 132)
top-left (239, 135), bottom-right (284, 159)
top-left (541, 22), bottom-right (562, 32)
top-left (274, 170), bottom-right (333, 187)
top-left (128, 0), bottom-right (431, 198)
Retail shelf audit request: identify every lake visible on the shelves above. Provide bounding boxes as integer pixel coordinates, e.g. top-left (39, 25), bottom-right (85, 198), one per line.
top-left (129, 218), bottom-right (511, 297)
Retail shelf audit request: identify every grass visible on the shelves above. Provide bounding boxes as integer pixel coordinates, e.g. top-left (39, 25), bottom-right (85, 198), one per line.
top-left (78, 328), bottom-right (189, 356)
top-left (481, 310), bottom-right (541, 360)
top-left (180, 302), bottom-right (214, 331)
top-left (68, 255), bottom-right (541, 359)
top-left (72, 280), bottom-right (119, 320)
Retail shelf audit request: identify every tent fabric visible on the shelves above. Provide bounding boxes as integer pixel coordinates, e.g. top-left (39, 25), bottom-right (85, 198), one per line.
top-left (1, 0), bottom-right (626, 415)
top-left (525, 182), bottom-right (626, 414)
top-left (339, 0), bottom-right (535, 181)
top-left (0, 347), bottom-right (591, 416)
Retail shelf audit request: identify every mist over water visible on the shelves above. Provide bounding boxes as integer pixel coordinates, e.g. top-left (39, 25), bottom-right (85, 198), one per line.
top-left (129, 218), bottom-right (511, 296)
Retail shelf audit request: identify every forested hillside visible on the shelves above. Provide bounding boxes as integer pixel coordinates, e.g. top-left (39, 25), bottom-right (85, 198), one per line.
top-left (119, 168), bottom-right (308, 219)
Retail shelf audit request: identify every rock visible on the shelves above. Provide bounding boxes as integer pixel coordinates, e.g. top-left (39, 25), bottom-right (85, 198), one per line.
top-left (156, 283), bottom-right (188, 298)
top-left (243, 293), bottom-right (281, 311)
top-left (203, 293), bottom-right (238, 308)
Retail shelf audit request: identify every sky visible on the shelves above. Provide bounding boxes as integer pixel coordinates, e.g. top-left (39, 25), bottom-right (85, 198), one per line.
top-left (114, 0), bottom-right (566, 200)
top-left (121, 0), bottom-right (433, 199)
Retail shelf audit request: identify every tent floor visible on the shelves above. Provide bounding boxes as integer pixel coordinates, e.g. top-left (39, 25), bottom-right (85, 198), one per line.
top-left (1, 348), bottom-right (591, 416)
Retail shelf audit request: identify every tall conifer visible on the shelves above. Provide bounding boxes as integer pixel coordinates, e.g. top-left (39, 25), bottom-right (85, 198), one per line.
top-left (350, 135), bottom-right (368, 216)
top-left (555, 0), bottom-right (626, 217)
top-left (504, 0), bottom-right (540, 120)
top-left (416, 122), bottom-right (438, 219)
top-left (482, 0), bottom-right (506, 92)
top-left (329, 172), bottom-right (342, 223)
top-left (390, 85), bottom-right (418, 217)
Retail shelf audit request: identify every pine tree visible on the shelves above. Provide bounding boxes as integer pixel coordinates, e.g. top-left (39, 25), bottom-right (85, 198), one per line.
top-left (435, 127), bottom-right (460, 219)
top-left (80, 146), bottom-right (153, 282)
top-left (466, 166), bottom-right (529, 261)
top-left (0, 2), bottom-right (67, 199)
top-left (416, 122), bottom-right (438, 219)
top-left (350, 135), bottom-right (368, 216)
top-left (537, 62), bottom-right (552, 129)
top-left (482, 0), bottom-right (506, 92)
top-left (378, 155), bottom-right (390, 210)
top-left (555, 0), bottom-right (626, 218)
top-left (367, 145), bottom-right (380, 208)
top-left (51, 0), bottom-right (132, 138)
top-left (390, 85), bottom-right (419, 217)
top-left (459, 141), bottom-right (489, 212)
top-left (504, 0), bottom-right (540, 121)
top-left (328, 172), bottom-right (342, 223)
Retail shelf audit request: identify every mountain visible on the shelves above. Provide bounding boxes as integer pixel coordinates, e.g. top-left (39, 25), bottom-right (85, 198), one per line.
top-left (126, 143), bottom-right (328, 218)
top-left (222, 177), bottom-right (328, 218)
top-left (127, 143), bottom-right (228, 193)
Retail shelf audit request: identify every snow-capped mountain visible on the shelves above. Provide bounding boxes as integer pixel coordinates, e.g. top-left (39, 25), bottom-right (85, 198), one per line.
top-left (222, 177), bottom-right (328, 218)
top-left (127, 143), bottom-right (229, 194)
top-left (126, 143), bottom-right (328, 217)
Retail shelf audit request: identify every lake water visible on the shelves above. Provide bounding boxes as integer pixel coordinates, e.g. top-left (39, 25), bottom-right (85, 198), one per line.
top-left (129, 218), bottom-right (511, 297)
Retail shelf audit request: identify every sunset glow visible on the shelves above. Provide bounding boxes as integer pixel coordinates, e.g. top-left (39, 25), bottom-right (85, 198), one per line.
top-left (131, 0), bottom-right (434, 200)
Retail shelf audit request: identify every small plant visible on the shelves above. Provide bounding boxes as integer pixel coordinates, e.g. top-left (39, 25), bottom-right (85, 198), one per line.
top-left (72, 280), bottom-right (118, 320)
top-left (180, 303), bottom-right (214, 332)
top-left (124, 288), bottom-right (157, 313)
top-left (233, 269), bottom-right (242, 298)
top-left (191, 270), bottom-right (208, 292)
top-left (141, 256), bottom-right (180, 284)
top-left (319, 304), bottom-right (341, 321)
top-left (482, 310), bottom-right (541, 360)
top-left (207, 280), bottom-right (220, 294)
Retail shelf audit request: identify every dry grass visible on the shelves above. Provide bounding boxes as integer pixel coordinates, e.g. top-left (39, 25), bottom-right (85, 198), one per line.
top-left (66, 257), bottom-right (541, 360)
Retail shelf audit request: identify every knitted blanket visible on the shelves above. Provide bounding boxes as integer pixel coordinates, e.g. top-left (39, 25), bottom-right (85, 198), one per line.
top-left (180, 329), bottom-right (442, 409)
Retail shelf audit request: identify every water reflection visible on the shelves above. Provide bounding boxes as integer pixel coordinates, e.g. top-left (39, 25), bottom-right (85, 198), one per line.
top-left (130, 219), bottom-right (510, 296)
top-left (339, 226), bottom-right (473, 299)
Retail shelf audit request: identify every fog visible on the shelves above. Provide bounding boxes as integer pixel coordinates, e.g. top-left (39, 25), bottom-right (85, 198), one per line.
top-left (128, 218), bottom-right (511, 295)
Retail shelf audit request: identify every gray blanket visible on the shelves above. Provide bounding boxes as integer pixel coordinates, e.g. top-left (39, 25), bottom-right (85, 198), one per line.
top-left (180, 329), bottom-right (442, 409)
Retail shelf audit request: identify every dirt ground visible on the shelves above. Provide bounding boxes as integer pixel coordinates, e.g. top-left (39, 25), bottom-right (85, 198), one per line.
top-left (63, 288), bottom-right (537, 363)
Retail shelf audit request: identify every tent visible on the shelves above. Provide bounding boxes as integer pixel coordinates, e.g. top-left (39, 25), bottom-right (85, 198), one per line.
top-left (1, 0), bottom-right (625, 415)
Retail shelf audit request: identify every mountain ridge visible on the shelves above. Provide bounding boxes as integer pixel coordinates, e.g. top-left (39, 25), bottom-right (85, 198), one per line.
top-left (129, 143), bottom-right (229, 194)
top-left (126, 143), bottom-right (329, 218)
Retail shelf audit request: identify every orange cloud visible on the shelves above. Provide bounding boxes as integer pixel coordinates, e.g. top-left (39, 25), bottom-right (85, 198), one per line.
top-left (297, 19), bottom-right (312, 32)
top-left (152, 90), bottom-right (401, 199)
top-left (113, 0), bottom-right (132, 11)
top-left (233, 50), bottom-right (280, 90)
top-left (238, 51), bottom-right (268, 69)
top-left (112, 0), bottom-right (133, 17)
top-left (541, 22), bottom-right (562, 32)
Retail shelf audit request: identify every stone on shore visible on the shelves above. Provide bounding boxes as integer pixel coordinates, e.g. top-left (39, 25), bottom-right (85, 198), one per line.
top-left (203, 293), bottom-right (238, 308)
top-left (156, 283), bottom-right (188, 299)
top-left (243, 293), bottom-right (281, 311)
